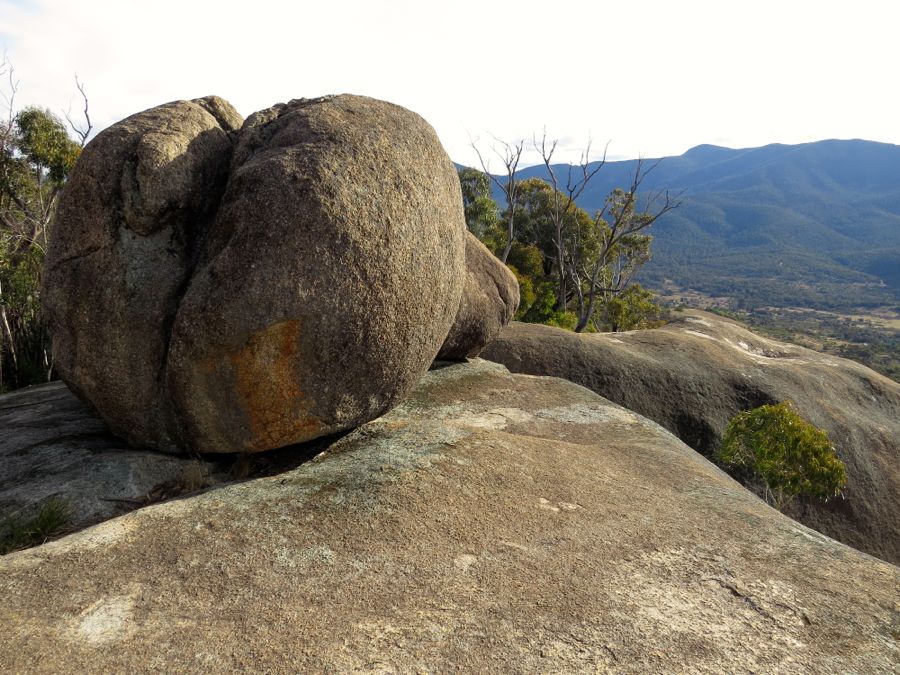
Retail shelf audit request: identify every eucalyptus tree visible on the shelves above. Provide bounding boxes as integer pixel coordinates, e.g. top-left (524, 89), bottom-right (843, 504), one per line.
top-left (0, 58), bottom-right (90, 389)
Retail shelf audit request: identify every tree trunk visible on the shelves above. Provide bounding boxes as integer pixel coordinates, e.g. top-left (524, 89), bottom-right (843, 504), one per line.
top-left (500, 210), bottom-right (514, 264)
top-left (43, 344), bottom-right (53, 382)
top-left (0, 299), bottom-right (18, 385)
top-left (556, 228), bottom-right (566, 311)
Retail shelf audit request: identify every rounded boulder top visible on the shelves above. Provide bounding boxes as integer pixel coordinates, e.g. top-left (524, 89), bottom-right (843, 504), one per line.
top-left (44, 94), bottom-right (466, 454)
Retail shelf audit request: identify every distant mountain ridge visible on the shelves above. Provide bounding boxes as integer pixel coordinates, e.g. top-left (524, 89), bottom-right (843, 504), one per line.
top-left (462, 139), bottom-right (900, 310)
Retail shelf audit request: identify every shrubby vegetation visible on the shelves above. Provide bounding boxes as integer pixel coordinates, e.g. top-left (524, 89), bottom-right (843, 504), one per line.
top-left (0, 243), bottom-right (47, 390)
top-left (714, 402), bottom-right (847, 510)
top-left (0, 496), bottom-right (71, 554)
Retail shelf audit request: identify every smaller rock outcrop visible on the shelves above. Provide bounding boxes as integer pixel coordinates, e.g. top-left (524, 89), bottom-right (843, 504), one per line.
top-left (0, 382), bottom-right (226, 536)
top-left (437, 232), bottom-right (519, 360)
top-left (482, 311), bottom-right (900, 564)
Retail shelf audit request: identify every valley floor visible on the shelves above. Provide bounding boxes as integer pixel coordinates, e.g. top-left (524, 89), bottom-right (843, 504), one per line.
top-left (657, 293), bottom-right (900, 382)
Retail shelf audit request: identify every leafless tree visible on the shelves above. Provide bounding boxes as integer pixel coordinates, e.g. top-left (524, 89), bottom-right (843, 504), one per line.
top-left (535, 130), bottom-right (608, 310)
top-left (471, 136), bottom-right (524, 263)
top-left (567, 158), bottom-right (680, 332)
top-left (64, 74), bottom-right (93, 148)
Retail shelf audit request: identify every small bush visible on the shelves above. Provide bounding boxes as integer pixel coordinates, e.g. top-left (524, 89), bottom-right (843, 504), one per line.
top-left (715, 402), bottom-right (847, 510)
top-left (543, 311), bottom-right (579, 331)
top-left (0, 497), bottom-right (72, 554)
top-left (705, 306), bottom-right (742, 321)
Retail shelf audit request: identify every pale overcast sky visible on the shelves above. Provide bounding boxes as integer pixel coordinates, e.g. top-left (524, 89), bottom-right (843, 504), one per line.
top-left (1, 0), bottom-right (898, 167)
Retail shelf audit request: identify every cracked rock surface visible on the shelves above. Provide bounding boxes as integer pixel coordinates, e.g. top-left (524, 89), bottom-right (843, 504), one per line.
top-left (43, 95), bottom-right (466, 454)
top-left (0, 360), bottom-right (897, 672)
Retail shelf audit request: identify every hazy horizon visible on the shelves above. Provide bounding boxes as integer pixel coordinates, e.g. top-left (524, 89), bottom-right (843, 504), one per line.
top-left (455, 136), bottom-right (900, 170)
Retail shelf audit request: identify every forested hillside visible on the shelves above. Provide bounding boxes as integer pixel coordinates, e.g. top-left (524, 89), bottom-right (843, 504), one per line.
top-left (482, 139), bottom-right (900, 310)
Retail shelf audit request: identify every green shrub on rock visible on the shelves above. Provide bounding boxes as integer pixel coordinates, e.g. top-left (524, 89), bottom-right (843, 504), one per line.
top-left (715, 402), bottom-right (847, 510)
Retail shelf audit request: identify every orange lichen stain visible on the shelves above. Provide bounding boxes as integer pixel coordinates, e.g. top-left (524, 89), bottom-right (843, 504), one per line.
top-left (227, 320), bottom-right (324, 452)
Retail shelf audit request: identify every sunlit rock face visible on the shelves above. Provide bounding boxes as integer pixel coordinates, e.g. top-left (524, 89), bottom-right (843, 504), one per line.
top-left (0, 360), bottom-right (897, 672)
top-left (44, 94), bottom-right (466, 454)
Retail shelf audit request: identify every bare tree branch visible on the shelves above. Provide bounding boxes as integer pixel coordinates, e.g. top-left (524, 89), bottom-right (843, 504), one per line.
top-left (535, 130), bottom-right (609, 312)
top-left (571, 157), bottom-right (680, 331)
top-left (64, 74), bottom-right (92, 147)
top-left (471, 134), bottom-right (523, 263)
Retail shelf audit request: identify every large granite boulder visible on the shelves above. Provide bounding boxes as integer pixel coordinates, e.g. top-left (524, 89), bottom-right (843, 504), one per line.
top-left (44, 95), bottom-right (466, 454)
top-left (0, 361), bottom-right (897, 672)
top-left (437, 231), bottom-right (519, 360)
top-left (43, 96), bottom-right (242, 451)
top-left (482, 310), bottom-right (900, 564)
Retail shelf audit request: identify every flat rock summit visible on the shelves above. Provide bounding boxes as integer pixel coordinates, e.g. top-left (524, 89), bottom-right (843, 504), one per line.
top-left (2, 361), bottom-right (898, 672)
top-left (1, 95), bottom-right (898, 672)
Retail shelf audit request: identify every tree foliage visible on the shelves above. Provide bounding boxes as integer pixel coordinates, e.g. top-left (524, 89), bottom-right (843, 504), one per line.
top-left (714, 402), bottom-right (848, 510)
top-left (0, 59), bottom-right (88, 391)
top-left (458, 149), bottom-right (676, 333)
top-left (458, 167), bottom-right (500, 245)
top-left (595, 284), bottom-right (663, 332)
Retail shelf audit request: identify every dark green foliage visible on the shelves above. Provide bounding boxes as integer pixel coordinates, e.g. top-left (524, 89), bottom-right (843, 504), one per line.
top-left (0, 497), bottom-right (72, 554)
top-left (595, 284), bottom-right (666, 332)
top-left (0, 244), bottom-right (48, 391)
top-left (506, 243), bottom-right (556, 321)
top-left (14, 107), bottom-right (81, 185)
top-left (458, 166), bottom-right (500, 244)
top-left (714, 402), bottom-right (848, 510)
top-left (704, 306), bottom-right (742, 321)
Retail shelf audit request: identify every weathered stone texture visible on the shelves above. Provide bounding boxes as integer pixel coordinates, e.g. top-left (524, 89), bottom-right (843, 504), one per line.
top-left (0, 361), bottom-right (897, 672)
top-left (437, 231), bottom-right (519, 360)
top-left (44, 95), bottom-right (466, 454)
